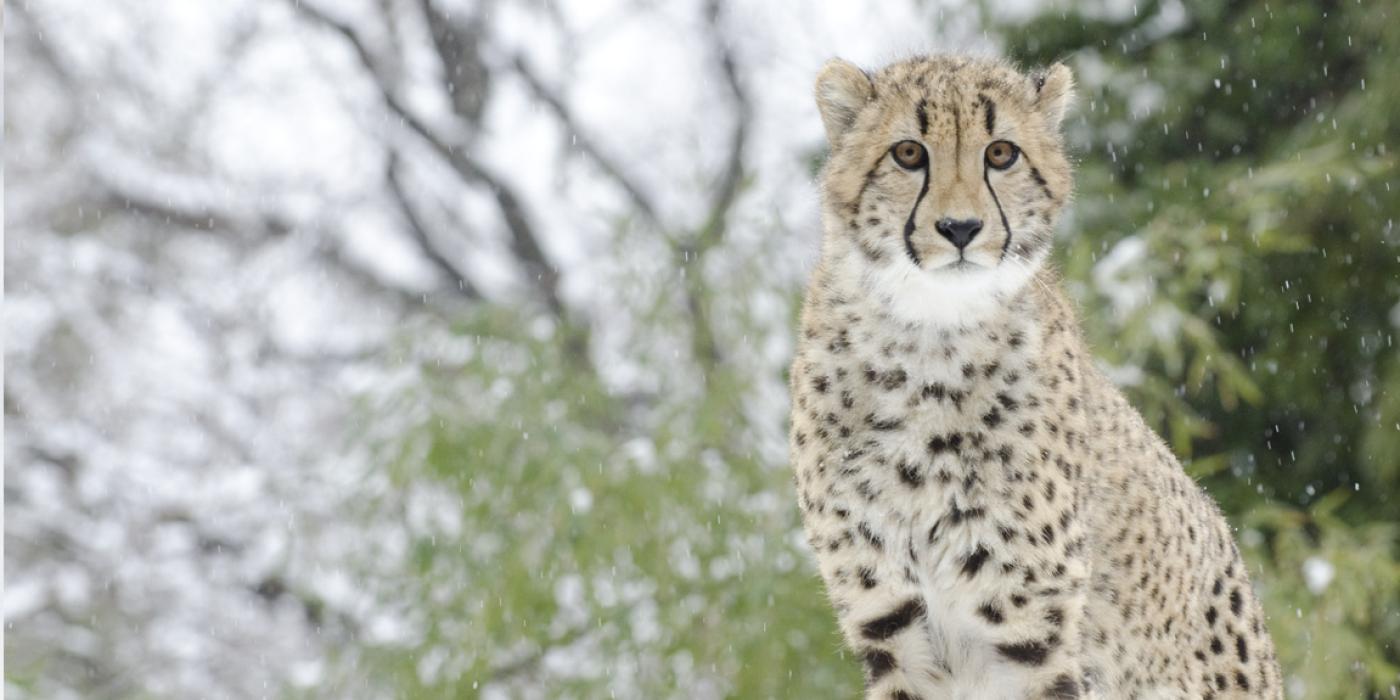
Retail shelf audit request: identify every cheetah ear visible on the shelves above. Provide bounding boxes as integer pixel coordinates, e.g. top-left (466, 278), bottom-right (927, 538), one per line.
top-left (1032, 62), bottom-right (1074, 129)
top-left (815, 58), bottom-right (873, 146)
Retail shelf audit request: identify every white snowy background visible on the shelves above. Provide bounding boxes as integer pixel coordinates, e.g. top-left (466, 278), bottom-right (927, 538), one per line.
top-left (5, 1), bottom-right (1001, 696)
top-left (7, 0), bottom-right (1396, 698)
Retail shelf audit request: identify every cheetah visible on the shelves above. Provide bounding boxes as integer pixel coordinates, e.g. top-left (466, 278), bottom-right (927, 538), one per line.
top-left (789, 55), bottom-right (1282, 699)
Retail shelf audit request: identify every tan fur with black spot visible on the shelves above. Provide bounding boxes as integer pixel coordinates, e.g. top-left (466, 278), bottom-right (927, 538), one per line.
top-left (790, 54), bottom-right (1281, 700)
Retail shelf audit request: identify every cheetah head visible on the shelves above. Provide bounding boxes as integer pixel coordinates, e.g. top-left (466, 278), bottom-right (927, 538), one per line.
top-left (815, 55), bottom-right (1074, 326)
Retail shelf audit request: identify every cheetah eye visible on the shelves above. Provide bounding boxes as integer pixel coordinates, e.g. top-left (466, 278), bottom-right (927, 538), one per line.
top-left (985, 140), bottom-right (1020, 170)
top-left (890, 140), bottom-right (927, 170)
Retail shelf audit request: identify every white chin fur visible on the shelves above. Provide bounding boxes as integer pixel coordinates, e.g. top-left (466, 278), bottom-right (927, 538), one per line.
top-left (833, 237), bottom-right (1042, 328)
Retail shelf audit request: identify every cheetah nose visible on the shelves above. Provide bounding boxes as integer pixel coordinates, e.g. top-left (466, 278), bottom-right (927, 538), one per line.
top-left (935, 218), bottom-right (983, 250)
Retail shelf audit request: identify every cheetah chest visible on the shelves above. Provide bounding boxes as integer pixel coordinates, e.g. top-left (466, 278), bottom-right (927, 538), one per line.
top-left (792, 315), bottom-right (1086, 625)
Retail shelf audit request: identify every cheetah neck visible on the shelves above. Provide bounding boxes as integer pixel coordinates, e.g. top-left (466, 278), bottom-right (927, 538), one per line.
top-left (816, 226), bottom-right (1048, 330)
top-left (801, 243), bottom-right (1089, 412)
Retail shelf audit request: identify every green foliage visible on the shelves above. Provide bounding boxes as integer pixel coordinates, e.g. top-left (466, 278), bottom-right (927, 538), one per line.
top-left (358, 309), bottom-right (859, 697)
top-left (1243, 495), bottom-right (1400, 695)
top-left (347, 1), bottom-right (1398, 697)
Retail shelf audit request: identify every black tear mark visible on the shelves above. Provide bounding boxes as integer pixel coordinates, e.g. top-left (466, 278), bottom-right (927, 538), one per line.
top-left (996, 639), bottom-right (1050, 665)
top-left (916, 101), bottom-right (929, 136)
top-left (985, 165), bottom-right (1014, 262)
top-left (977, 93), bottom-right (997, 135)
top-left (861, 598), bottom-right (926, 640)
top-left (903, 164), bottom-right (931, 266)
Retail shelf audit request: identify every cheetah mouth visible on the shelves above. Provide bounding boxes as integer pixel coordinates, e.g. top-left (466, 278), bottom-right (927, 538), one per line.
top-left (940, 259), bottom-right (982, 272)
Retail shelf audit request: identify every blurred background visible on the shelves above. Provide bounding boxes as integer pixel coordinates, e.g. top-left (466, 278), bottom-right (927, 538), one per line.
top-left (4, 0), bottom-right (1397, 697)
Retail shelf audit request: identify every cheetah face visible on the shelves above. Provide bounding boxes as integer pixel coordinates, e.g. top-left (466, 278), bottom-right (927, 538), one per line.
top-left (815, 56), bottom-right (1074, 325)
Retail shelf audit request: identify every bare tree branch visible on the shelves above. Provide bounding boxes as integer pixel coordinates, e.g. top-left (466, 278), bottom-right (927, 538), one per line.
top-left (89, 157), bottom-right (289, 237)
top-left (497, 0), bottom-right (750, 382)
top-left (312, 233), bottom-right (439, 311)
top-left (10, 3), bottom-right (78, 90)
top-left (288, 0), bottom-right (567, 322)
top-left (508, 0), bottom-right (751, 379)
top-left (692, 0), bottom-right (752, 254)
top-left (89, 164), bottom-right (436, 312)
top-left (674, 0), bottom-right (753, 375)
top-left (510, 55), bottom-right (664, 227)
top-left (386, 153), bottom-right (482, 300)
top-left (416, 0), bottom-right (491, 130)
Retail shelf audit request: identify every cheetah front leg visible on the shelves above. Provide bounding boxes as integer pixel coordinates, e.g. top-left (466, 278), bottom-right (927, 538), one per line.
top-left (851, 603), bottom-right (1099, 700)
top-left (969, 594), bottom-right (1102, 700)
top-left (834, 589), bottom-right (951, 699)
top-left (962, 647), bottom-right (1098, 699)
top-left (828, 568), bottom-right (1103, 699)
top-left (1030, 664), bottom-right (1097, 699)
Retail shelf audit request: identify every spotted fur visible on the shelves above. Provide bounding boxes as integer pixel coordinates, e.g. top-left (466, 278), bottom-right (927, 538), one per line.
top-left (791, 55), bottom-right (1281, 699)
